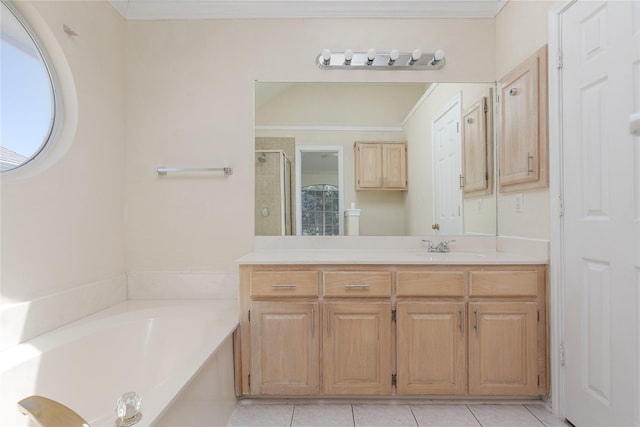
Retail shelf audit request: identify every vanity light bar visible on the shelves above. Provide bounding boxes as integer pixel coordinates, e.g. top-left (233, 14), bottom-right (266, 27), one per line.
top-left (317, 49), bottom-right (445, 70)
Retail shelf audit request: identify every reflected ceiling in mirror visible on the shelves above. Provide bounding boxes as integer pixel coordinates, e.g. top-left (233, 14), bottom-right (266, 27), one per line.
top-left (255, 81), bottom-right (497, 237)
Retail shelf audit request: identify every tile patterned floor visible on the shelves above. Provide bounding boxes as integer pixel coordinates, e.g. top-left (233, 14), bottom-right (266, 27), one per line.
top-left (227, 402), bottom-right (568, 427)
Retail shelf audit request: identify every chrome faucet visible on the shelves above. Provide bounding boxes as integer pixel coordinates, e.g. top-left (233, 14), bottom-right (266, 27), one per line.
top-left (18, 395), bottom-right (90, 427)
top-left (422, 239), bottom-right (456, 253)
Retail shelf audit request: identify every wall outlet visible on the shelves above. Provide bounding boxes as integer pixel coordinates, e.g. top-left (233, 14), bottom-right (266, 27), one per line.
top-left (515, 193), bottom-right (524, 213)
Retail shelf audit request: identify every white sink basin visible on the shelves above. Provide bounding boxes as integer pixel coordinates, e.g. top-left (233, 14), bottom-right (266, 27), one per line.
top-left (416, 251), bottom-right (487, 260)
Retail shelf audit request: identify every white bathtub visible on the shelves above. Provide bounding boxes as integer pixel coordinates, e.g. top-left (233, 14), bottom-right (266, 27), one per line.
top-left (0, 300), bottom-right (238, 427)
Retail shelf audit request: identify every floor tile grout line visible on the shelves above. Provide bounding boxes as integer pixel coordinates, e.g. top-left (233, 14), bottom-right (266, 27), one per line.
top-left (290, 404), bottom-right (296, 427)
top-left (226, 401), bottom-right (563, 427)
top-left (351, 403), bottom-right (355, 427)
top-left (408, 404), bottom-right (420, 427)
top-left (523, 404), bottom-right (550, 427)
top-left (466, 404), bottom-right (484, 427)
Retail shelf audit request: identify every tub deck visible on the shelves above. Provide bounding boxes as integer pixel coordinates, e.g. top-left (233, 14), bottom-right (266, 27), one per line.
top-left (0, 299), bottom-right (238, 427)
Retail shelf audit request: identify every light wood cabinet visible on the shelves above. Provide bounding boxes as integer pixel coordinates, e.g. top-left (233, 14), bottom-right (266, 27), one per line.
top-left (498, 45), bottom-right (548, 192)
top-left (323, 302), bottom-right (392, 394)
top-left (468, 302), bottom-right (538, 395)
top-left (354, 142), bottom-right (407, 191)
top-left (245, 269), bottom-right (320, 395)
top-left (397, 302), bottom-right (466, 395)
top-left (238, 264), bottom-right (547, 398)
top-left (249, 301), bottom-right (320, 395)
top-left (323, 271), bottom-right (392, 297)
top-left (462, 96), bottom-right (492, 197)
top-left (467, 269), bottom-right (546, 396)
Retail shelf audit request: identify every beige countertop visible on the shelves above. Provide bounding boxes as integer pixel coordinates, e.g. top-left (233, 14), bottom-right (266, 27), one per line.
top-left (237, 249), bottom-right (547, 265)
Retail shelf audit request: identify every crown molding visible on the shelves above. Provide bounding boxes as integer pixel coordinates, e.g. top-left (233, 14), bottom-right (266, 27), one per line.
top-left (107, 1), bottom-right (508, 20)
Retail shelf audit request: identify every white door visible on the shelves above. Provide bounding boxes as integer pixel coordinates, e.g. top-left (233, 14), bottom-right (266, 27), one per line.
top-left (295, 146), bottom-right (344, 236)
top-left (561, 2), bottom-right (639, 426)
top-left (433, 96), bottom-right (462, 235)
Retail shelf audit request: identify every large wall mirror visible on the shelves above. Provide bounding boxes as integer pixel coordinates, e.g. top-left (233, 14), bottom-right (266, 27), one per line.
top-left (255, 81), bottom-right (497, 237)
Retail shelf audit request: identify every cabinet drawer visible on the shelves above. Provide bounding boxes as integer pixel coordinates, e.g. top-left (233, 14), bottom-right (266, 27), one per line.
top-left (251, 271), bottom-right (318, 298)
top-left (469, 271), bottom-right (538, 297)
top-left (323, 272), bottom-right (391, 297)
top-left (397, 271), bottom-right (466, 297)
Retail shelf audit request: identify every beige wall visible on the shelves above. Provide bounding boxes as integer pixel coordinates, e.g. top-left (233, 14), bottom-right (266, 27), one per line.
top-left (495, 0), bottom-right (554, 240)
top-left (2, 2), bottom-right (554, 315)
top-left (1, 1), bottom-right (126, 304)
top-left (125, 17), bottom-right (496, 270)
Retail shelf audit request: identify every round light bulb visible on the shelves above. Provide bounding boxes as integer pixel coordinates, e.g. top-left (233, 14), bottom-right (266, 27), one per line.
top-left (411, 49), bottom-right (422, 61)
top-left (434, 49), bottom-right (445, 61)
top-left (344, 49), bottom-right (353, 61)
top-left (367, 48), bottom-right (377, 61)
top-left (389, 49), bottom-right (400, 61)
top-left (321, 48), bottom-right (332, 63)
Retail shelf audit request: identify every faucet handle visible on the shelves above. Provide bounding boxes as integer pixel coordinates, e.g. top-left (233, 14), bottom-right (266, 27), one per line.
top-left (116, 392), bottom-right (143, 426)
top-left (442, 239), bottom-right (456, 251)
top-left (421, 239), bottom-right (435, 250)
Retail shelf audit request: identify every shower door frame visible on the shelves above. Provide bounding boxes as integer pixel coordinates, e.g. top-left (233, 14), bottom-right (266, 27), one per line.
top-left (256, 149), bottom-right (292, 236)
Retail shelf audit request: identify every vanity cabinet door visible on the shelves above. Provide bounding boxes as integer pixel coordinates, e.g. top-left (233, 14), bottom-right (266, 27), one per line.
top-left (323, 302), bottom-right (392, 394)
top-left (396, 302), bottom-right (466, 395)
top-left (250, 301), bottom-right (320, 395)
top-left (498, 45), bottom-right (548, 192)
top-left (468, 301), bottom-right (538, 395)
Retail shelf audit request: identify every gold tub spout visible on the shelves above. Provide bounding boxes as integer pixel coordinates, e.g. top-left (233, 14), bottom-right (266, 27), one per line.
top-left (18, 395), bottom-right (90, 427)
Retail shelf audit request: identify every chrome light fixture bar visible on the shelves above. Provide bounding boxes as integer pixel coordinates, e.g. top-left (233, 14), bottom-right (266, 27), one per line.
top-left (317, 49), bottom-right (445, 70)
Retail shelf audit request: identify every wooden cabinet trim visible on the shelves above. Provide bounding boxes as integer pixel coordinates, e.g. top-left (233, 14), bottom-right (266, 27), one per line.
top-left (397, 271), bottom-right (466, 297)
top-left (250, 270), bottom-right (319, 298)
top-left (323, 271), bottom-right (392, 297)
top-left (469, 270), bottom-right (538, 297)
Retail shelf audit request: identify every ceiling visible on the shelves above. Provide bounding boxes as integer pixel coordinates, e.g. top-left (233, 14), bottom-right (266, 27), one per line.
top-left (107, 0), bottom-right (508, 20)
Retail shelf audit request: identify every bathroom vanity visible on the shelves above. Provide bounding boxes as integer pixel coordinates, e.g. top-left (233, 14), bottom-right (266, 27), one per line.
top-left (235, 249), bottom-right (548, 398)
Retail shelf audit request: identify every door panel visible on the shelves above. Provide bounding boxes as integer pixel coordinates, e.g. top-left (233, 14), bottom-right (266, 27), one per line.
top-left (323, 302), bottom-right (392, 395)
top-left (561, 1), bottom-right (639, 425)
top-left (462, 97), bottom-right (488, 193)
top-left (397, 302), bottom-right (466, 395)
top-left (250, 302), bottom-right (319, 394)
top-left (468, 302), bottom-right (537, 395)
top-left (357, 143), bottom-right (382, 188)
top-left (499, 56), bottom-right (539, 185)
top-left (382, 143), bottom-right (407, 189)
top-left (433, 97), bottom-right (462, 234)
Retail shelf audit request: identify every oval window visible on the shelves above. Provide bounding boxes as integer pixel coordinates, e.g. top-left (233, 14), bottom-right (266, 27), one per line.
top-left (1, 1), bottom-right (56, 172)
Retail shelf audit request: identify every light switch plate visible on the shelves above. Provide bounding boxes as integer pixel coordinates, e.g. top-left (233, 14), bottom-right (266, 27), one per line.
top-left (515, 193), bottom-right (524, 212)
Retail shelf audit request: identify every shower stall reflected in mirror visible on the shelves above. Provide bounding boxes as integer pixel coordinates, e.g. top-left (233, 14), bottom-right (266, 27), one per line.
top-left (255, 150), bottom-right (292, 235)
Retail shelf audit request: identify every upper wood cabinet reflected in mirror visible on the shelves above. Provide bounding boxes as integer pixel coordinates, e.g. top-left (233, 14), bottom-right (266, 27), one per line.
top-left (255, 82), bottom-right (497, 237)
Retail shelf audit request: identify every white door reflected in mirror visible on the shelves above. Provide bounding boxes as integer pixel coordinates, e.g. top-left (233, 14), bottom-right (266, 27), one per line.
top-left (296, 146), bottom-right (344, 236)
